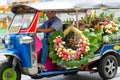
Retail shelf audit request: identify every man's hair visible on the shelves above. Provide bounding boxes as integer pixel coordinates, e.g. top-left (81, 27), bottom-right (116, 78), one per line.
top-left (44, 11), bottom-right (56, 13)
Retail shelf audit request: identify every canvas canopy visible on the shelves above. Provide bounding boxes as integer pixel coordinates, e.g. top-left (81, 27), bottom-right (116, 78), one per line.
top-left (11, 0), bottom-right (120, 14)
top-left (101, 0), bottom-right (120, 8)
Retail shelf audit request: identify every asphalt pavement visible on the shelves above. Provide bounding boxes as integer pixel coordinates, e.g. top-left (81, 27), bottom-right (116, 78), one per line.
top-left (22, 67), bottom-right (120, 80)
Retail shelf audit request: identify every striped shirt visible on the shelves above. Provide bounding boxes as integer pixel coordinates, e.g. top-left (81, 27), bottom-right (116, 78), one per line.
top-left (39, 17), bottom-right (63, 38)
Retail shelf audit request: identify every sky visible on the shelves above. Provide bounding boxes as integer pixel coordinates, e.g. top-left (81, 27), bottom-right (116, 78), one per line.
top-left (0, 0), bottom-right (19, 6)
top-left (0, 0), bottom-right (7, 6)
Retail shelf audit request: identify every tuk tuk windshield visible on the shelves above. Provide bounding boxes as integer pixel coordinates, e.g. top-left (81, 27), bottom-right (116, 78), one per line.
top-left (8, 13), bottom-right (35, 34)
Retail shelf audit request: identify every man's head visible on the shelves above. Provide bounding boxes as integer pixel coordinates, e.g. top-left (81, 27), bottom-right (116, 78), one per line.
top-left (45, 11), bottom-right (56, 20)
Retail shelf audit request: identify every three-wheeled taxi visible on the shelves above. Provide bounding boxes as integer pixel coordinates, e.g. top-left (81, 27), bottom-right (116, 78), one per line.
top-left (0, 0), bottom-right (120, 80)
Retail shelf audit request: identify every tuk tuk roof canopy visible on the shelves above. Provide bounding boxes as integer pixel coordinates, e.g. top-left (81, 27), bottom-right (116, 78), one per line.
top-left (11, 0), bottom-right (120, 14)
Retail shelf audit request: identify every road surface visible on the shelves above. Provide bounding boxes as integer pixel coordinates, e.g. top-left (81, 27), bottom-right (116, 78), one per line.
top-left (22, 67), bottom-right (120, 80)
top-left (0, 54), bottom-right (120, 80)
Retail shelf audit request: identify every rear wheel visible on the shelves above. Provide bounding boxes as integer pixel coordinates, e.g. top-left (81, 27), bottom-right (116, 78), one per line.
top-left (0, 62), bottom-right (21, 80)
top-left (98, 55), bottom-right (118, 79)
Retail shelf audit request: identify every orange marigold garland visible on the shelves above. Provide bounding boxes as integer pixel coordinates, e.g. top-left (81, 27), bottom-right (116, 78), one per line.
top-left (95, 20), bottom-right (118, 34)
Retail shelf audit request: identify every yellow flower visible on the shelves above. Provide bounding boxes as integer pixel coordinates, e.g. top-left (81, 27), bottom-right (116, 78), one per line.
top-left (114, 45), bottom-right (120, 50)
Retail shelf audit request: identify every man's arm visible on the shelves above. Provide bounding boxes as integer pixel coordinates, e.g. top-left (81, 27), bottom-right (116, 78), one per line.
top-left (36, 27), bottom-right (55, 33)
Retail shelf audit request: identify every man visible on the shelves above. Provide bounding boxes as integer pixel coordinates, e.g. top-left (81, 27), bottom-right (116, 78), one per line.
top-left (36, 11), bottom-right (63, 70)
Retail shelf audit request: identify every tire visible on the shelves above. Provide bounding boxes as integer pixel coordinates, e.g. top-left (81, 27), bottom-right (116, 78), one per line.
top-left (98, 55), bottom-right (118, 79)
top-left (0, 62), bottom-right (21, 80)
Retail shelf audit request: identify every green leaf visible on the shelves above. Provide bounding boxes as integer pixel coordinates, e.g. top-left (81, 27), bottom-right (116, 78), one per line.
top-left (49, 45), bottom-right (54, 52)
top-left (49, 51), bottom-right (58, 60)
top-left (65, 60), bottom-right (79, 68)
top-left (52, 31), bottom-right (57, 39)
top-left (110, 12), bottom-right (114, 20)
top-left (80, 58), bottom-right (88, 65)
top-left (83, 29), bottom-right (90, 34)
top-left (89, 45), bottom-right (99, 53)
top-left (48, 37), bottom-right (53, 44)
top-left (89, 32), bottom-right (97, 37)
top-left (56, 59), bottom-right (64, 65)
top-left (99, 12), bottom-right (106, 21)
top-left (60, 31), bottom-right (64, 38)
top-left (91, 39), bottom-right (99, 45)
top-left (85, 53), bottom-right (94, 59)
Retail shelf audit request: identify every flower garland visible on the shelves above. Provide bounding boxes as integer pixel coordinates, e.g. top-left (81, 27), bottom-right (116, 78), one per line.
top-left (94, 20), bottom-right (120, 43)
top-left (48, 27), bottom-right (96, 68)
top-left (95, 20), bottom-right (119, 34)
top-left (53, 35), bottom-right (90, 61)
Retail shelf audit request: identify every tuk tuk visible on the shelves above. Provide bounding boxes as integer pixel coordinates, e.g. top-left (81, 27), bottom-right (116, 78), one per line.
top-left (0, 0), bottom-right (120, 80)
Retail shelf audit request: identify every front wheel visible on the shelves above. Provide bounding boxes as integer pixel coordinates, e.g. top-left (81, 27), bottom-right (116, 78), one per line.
top-left (0, 62), bottom-right (21, 80)
top-left (98, 55), bottom-right (118, 79)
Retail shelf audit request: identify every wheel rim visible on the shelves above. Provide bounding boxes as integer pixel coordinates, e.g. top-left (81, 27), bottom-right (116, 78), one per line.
top-left (2, 68), bottom-right (17, 80)
top-left (105, 58), bottom-right (116, 77)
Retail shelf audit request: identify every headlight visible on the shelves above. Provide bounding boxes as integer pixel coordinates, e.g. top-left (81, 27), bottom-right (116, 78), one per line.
top-left (19, 36), bottom-right (33, 44)
top-left (4, 35), bottom-right (10, 45)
